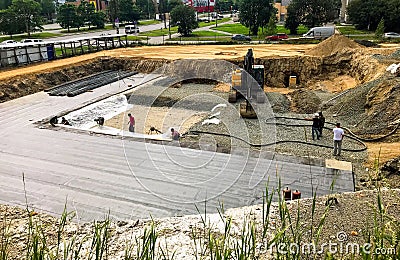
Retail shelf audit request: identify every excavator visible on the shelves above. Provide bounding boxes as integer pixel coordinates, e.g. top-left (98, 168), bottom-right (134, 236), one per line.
top-left (228, 49), bottom-right (265, 118)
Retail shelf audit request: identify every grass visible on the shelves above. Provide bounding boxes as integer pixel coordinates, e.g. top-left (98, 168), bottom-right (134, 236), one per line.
top-left (140, 27), bottom-right (178, 37)
top-left (138, 19), bottom-right (162, 26)
top-left (198, 17), bottom-right (231, 28)
top-left (337, 25), bottom-right (371, 35)
top-left (60, 25), bottom-right (114, 34)
top-left (0, 32), bottom-right (61, 42)
top-left (211, 23), bottom-right (309, 39)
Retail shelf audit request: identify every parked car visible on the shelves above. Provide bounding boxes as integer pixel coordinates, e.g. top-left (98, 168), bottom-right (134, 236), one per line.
top-left (383, 32), bottom-right (400, 39)
top-left (231, 34), bottom-right (251, 41)
top-left (125, 24), bottom-right (139, 34)
top-left (266, 33), bottom-right (288, 41)
top-left (20, 38), bottom-right (44, 44)
top-left (0, 40), bottom-right (17, 45)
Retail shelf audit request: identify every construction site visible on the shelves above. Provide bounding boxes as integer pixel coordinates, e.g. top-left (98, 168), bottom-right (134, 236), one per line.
top-left (1, 35), bottom-right (400, 258)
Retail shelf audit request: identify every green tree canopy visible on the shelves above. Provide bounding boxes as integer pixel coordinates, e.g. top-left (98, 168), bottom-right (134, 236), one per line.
top-left (118, 0), bottom-right (140, 23)
top-left (215, 0), bottom-right (234, 12)
top-left (40, 0), bottom-right (55, 21)
top-left (170, 4), bottom-right (198, 36)
top-left (136, 0), bottom-right (156, 19)
top-left (285, 0), bottom-right (341, 32)
top-left (167, 0), bottom-right (182, 12)
top-left (0, 0), bottom-right (12, 10)
top-left (57, 3), bottom-right (77, 32)
top-left (238, 0), bottom-right (276, 36)
top-left (284, 3), bottom-right (300, 34)
top-left (10, 0), bottom-right (42, 36)
top-left (347, 0), bottom-right (400, 32)
top-left (0, 8), bottom-right (24, 36)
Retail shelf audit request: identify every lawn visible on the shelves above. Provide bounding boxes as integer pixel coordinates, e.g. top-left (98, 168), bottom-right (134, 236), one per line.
top-left (337, 25), bottom-right (371, 35)
top-left (60, 25), bottom-right (114, 34)
top-left (0, 32), bottom-right (61, 42)
top-left (140, 27), bottom-right (178, 37)
top-left (211, 23), bottom-right (309, 37)
top-left (167, 36), bottom-right (231, 42)
top-left (198, 17), bottom-right (231, 28)
top-left (138, 19), bottom-right (162, 26)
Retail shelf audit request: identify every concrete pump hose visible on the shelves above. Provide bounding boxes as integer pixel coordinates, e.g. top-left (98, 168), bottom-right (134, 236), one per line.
top-left (267, 116), bottom-right (400, 142)
top-left (188, 130), bottom-right (367, 152)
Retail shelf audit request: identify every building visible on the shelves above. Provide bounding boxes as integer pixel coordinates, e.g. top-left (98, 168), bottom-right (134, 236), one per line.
top-left (66, 0), bottom-right (108, 12)
top-left (182, 0), bottom-right (215, 13)
top-left (340, 0), bottom-right (353, 23)
top-left (274, 2), bottom-right (288, 22)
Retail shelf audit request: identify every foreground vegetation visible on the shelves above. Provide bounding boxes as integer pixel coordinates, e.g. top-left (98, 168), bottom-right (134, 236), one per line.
top-left (1, 171), bottom-right (399, 259)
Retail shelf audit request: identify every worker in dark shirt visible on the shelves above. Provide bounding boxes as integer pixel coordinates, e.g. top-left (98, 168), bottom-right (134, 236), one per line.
top-left (305, 113), bottom-right (320, 140)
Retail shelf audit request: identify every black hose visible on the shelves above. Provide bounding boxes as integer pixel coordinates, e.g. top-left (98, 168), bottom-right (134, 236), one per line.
top-left (188, 130), bottom-right (367, 152)
top-left (267, 116), bottom-right (400, 142)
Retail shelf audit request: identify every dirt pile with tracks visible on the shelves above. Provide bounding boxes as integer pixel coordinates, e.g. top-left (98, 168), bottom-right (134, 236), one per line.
top-left (288, 89), bottom-right (321, 113)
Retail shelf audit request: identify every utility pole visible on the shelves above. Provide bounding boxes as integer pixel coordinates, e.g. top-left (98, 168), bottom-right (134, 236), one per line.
top-left (208, 0), bottom-right (210, 22)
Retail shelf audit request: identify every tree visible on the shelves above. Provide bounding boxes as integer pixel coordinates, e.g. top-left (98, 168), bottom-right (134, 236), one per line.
top-left (136, 0), bottom-right (156, 19)
top-left (108, 0), bottom-right (119, 26)
top-left (118, 0), bottom-right (139, 23)
top-left (215, 0), bottom-right (234, 12)
top-left (40, 0), bottom-right (55, 21)
top-left (57, 4), bottom-right (77, 32)
top-left (265, 13), bottom-right (277, 35)
top-left (285, 0), bottom-right (341, 31)
top-left (238, 0), bottom-right (275, 36)
top-left (77, 1), bottom-right (95, 28)
top-left (285, 3), bottom-right (299, 34)
top-left (9, 0), bottom-right (42, 36)
top-left (0, 9), bottom-right (24, 36)
top-left (0, 0), bottom-right (12, 10)
top-left (347, 0), bottom-right (383, 31)
top-left (167, 0), bottom-right (182, 12)
top-left (375, 18), bottom-right (384, 38)
top-left (170, 4), bottom-right (198, 36)
top-left (347, 0), bottom-right (400, 32)
top-left (90, 11), bottom-right (105, 29)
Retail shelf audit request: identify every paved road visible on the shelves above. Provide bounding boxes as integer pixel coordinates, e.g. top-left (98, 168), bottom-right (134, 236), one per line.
top-left (0, 74), bottom-right (354, 222)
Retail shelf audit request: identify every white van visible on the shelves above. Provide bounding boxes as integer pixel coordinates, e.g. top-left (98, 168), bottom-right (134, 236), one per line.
top-left (20, 39), bottom-right (45, 44)
top-left (303, 27), bottom-right (335, 40)
top-left (125, 24), bottom-right (139, 34)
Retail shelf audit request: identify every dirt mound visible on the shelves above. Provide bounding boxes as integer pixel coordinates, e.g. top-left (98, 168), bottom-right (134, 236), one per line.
top-left (306, 34), bottom-right (364, 57)
top-left (288, 89), bottom-right (321, 113)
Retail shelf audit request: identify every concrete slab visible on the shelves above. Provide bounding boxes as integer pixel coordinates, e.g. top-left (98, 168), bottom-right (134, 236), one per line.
top-left (325, 159), bottom-right (353, 171)
top-left (0, 75), bottom-right (355, 222)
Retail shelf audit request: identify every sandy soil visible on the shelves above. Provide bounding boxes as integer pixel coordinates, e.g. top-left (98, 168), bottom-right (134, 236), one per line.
top-left (366, 142), bottom-right (400, 166)
top-left (0, 45), bottom-right (318, 81)
top-left (104, 105), bottom-right (207, 134)
top-left (308, 75), bottom-right (358, 93)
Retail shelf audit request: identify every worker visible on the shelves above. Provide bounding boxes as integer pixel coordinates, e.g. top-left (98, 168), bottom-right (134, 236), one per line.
top-left (171, 128), bottom-right (180, 140)
top-left (94, 117), bottom-right (104, 126)
top-left (127, 113), bottom-right (135, 132)
top-left (318, 111), bottom-right (325, 137)
top-left (61, 117), bottom-right (70, 125)
top-left (305, 113), bottom-right (320, 140)
top-left (49, 116), bottom-right (58, 127)
top-left (333, 122), bottom-right (345, 156)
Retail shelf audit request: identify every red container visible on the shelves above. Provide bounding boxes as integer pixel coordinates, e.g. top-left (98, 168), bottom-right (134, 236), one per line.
top-left (283, 187), bottom-right (292, 201)
top-left (292, 190), bottom-right (301, 200)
